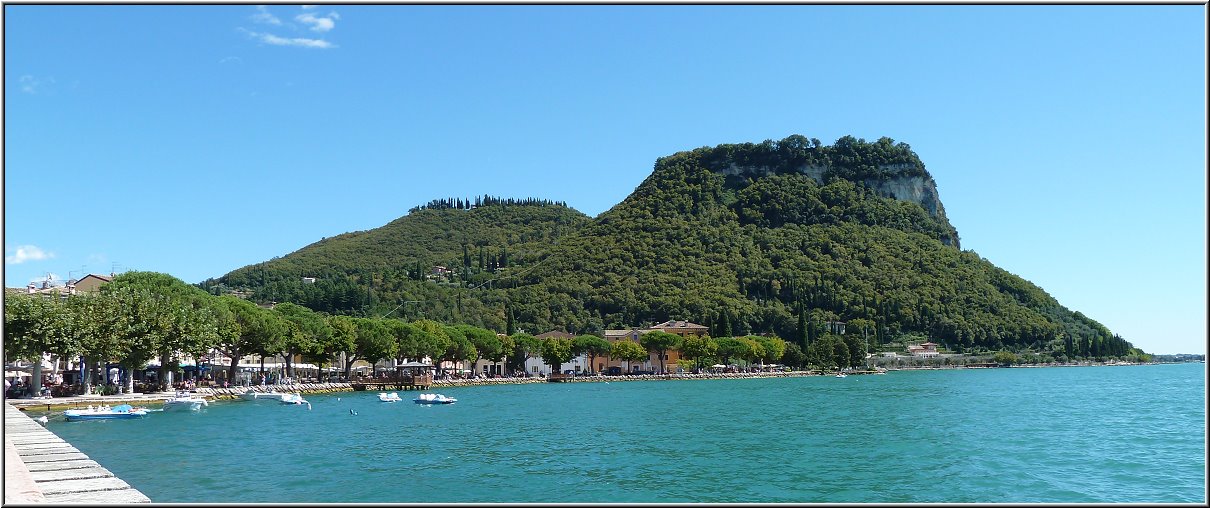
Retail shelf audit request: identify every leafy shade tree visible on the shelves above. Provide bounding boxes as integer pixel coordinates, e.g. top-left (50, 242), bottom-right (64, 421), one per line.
top-left (993, 350), bottom-right (1019, 366)
top-left (103, 272), bottom-right (221, 390)
top-left (387, 319), bottom-right (431, 366)
top-left (412, 319), bottom-right (454, 370)
top-left (679, 334), bottom-right (718, 372)
top-left (77, 293), bottom-right (139, 394)
top-left (4, 294), bottom-right (74, 396)
top-left (753, 336), bottom-right (787, 366)
top-left (808, 334), bottom-right (850, 371)
top-left (572, 334), bottom-right (612, 374)
top-left (842, 334), bottom-right (867, 369)
top-left (440, 325), bottom-right (477, 376)
top-left (249, 309), bottom-right (290, 382)
top-left (214, 296), bottom-right (294, 384)
top-left (104, 287), bottom-right (174, 392)
top-left (495, 333), bottom-right (516, 376)
top-left (510, 333), bottom-right (540, 375)
top-left (459, 325), bottom-right (502, 375)
top-left (610, 340), bottom-right (648, 373)
top-left (539, 336), bottom-right (575, 374)
top-left (349, 318), bottom-right (398, 377)
top-left (847, 318), bottom-right (875, 352)
top-left (713, 337), bottom-right (744, 365)
top-left (780, 342), bottom-right (807, 368)
top-left (310, 314), bottom-right (356, 381)
top-left (640, 331), bottom-right (682, 374)
top-left (273, 302), bottom-right (331, 379)
top-left (736, 336), bottom-right (766, 367)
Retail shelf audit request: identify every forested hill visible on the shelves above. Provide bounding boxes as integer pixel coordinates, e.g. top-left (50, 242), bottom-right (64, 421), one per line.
top-left (201, 199), bottom-right (590, 330)
top-left (509, 135), bottom-right (1135, 357)
top-left (202, 135), bottom-right (1139, 358)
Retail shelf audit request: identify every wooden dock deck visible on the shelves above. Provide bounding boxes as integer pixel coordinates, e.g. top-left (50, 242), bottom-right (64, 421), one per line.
top-left (3, 402), bottom-right (151, 503)
top-left (350, 374), bottom-right (433, 391)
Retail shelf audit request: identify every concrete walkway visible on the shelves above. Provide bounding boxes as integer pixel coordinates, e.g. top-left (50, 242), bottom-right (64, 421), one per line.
top-left (3, 402), bottom-right (150, 503)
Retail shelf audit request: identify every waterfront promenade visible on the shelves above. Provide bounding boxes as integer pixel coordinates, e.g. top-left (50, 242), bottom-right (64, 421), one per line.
top-left (3, 402), bottom-right (150, 503)
top-left (4, 371), bottom-right (832, 409)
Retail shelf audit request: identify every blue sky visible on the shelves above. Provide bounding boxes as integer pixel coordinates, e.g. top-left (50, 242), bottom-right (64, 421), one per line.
top-left (4, 5), bottom-right (1205, 355)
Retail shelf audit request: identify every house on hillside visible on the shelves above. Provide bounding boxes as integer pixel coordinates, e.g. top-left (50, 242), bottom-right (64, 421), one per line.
top-left (825, 321), bottom-right (846, 335)
top-left (906, 341), bottom-right (940, 357)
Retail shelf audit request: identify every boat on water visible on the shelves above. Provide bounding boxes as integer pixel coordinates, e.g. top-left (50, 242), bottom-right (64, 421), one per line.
top-left (378, 392), bottom-right (402, 402)
top-left (163, 391), bottom-right (209, 411)
top-left (835, 372), bottom-right (848, 378)
top-left (413, 393), bottom-right (457, 405)
top-left (64, 404), bottom-right (149, 421)
top-left (240, 389), bottom-right (308, 405)
top-left (281, 393), bottom-right (309, 405)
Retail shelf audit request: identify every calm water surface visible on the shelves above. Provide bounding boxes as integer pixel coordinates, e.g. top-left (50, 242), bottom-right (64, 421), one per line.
top-left (42, 363), bottom-right (1205, 503)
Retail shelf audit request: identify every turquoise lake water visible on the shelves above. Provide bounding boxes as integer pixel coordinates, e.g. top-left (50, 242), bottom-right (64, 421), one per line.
top-left (41, 363), bottom-right (1205, 503)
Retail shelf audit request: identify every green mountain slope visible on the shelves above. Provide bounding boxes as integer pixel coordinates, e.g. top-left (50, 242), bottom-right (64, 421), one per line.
top-left (202, 199), bottom-right (591, 330)
top-left (508, 135), bottom-right (1134, 357)
top-left (204, 135), bottom-right (1137, 358)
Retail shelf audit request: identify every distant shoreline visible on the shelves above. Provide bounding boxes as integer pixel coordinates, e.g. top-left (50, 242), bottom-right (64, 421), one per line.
top-left (7, 360), bottom-right (1191, 410)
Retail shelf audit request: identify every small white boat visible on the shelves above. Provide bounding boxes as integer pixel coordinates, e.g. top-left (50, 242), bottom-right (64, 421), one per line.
top-left (64, 404), bottom-right (149, 421)
top-left (378, 392), bottom-right (402, 402)
top-left (240, 389), bottom-right (306, 405)
top-left (413, 393), bottom-right (456, 405)
top-left (163, 391), bottom-right (209, 411)
top-left (280, 393), bottom-right (308, 405)
top-left (835, 372), bottom-right (848, 378)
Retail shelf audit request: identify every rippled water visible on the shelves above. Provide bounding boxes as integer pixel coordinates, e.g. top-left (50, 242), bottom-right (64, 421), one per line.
top-left (41, 363), bottom-right (1204, 503)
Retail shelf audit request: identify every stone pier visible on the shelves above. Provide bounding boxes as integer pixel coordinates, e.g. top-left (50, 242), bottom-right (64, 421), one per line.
top-left (3, 402), bottom-right (151, 503)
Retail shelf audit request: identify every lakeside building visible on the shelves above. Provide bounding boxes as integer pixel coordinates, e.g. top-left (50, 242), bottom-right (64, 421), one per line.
top-left (600, 320), bottom-right (709, 374)
top-left (906, 342), bottom-right (940, 357)
top-left (528, 330), bottom-right (590, 376)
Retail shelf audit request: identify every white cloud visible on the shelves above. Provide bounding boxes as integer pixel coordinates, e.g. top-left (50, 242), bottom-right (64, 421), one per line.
top-left (5, 245), bottom-right (54, 265)
top-left (19, 75), bottom-right (55, 94)
top-left (301, 5), bottom-right (317, 9)
top-left (296, 11), bottom-right (338, 33)
top-left (218, 56), bottom-right (243, 64)
top-left (251, 5), bottom-right (282, 25)
top-left (242, 29), bottom-right (334, 49)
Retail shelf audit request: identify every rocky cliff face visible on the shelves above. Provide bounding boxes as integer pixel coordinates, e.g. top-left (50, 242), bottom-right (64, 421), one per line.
top-left (717, 162), bottom-right (959, 248)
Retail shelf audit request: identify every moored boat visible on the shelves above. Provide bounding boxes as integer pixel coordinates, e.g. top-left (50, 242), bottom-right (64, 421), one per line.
top-left (163, 391), bottom-right (209, 411)
top-left (240, 389), bottom-right (305, 404)
top-left (378, 392), bottom-right (402, 402)
top-left (280, 393), bottom-right (308, 405)
top-left (413, 393), bottom-right (456, 405)
top-left (64, 404), bottom-right (149, 421)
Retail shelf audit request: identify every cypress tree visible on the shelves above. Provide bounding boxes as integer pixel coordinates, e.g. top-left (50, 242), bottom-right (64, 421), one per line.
top-left (718, 311), bottom-right (732, 338)
top-left (506, 305), bottom-right (516, 335)
top-left (797, 303), bottom-right (809, 348)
